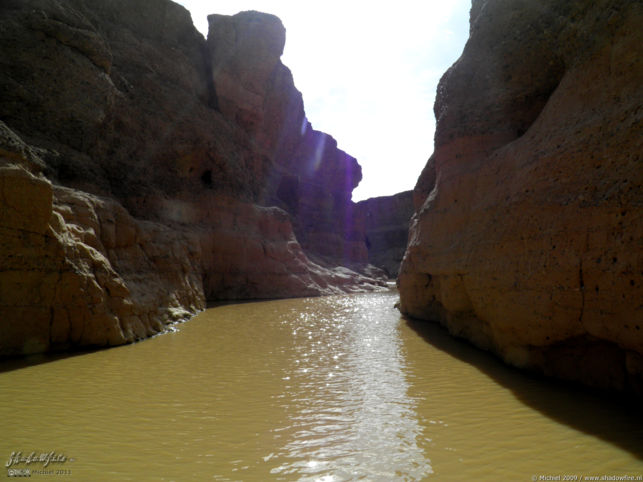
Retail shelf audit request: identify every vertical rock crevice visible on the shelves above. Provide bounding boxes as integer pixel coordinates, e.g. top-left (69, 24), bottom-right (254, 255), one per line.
top-left (578, 259), bottom-right (585, 326)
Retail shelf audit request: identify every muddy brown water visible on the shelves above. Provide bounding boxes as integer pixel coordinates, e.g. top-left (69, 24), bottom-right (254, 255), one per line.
top-left (1, 290), bottom-right (641, 480)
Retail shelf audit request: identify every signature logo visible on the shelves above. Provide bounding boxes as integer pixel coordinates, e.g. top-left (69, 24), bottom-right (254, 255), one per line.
top-left (5, 451), bottom-right (72, 468)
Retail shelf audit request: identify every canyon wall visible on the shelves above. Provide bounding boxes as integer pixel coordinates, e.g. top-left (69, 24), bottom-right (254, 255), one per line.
top-left (357, 191), bottom-right (414, 278)
top-left (0, 0), bottom-right (382, 357)
top-left (399, 0), bottom-right (642, 394)
top-left (206, 12), bottom-right (368, 268)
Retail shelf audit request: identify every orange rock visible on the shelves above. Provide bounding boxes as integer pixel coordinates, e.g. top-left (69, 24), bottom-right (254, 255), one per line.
top-left (0, 122), bottom-right (206, 356)
top-left (399, 0), bottom-right (643, 394)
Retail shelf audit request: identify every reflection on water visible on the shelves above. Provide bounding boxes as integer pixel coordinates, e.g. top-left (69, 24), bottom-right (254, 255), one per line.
top-left (270, 296), bottom-right (431, 480)
top-left (0, 290), bottom-right (641, 481)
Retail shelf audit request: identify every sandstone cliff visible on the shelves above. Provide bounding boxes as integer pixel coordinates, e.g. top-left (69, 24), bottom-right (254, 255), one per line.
top-left (399, 0), bottom-right (643, 394)
top-left (0, 0), bottom-right (383, 357)
top-left (0, 122), bottom-right (205, 356)
top-left (357, 191), bottom-right (414, 278)
top-left (207, 12), bottom-right (367, 268)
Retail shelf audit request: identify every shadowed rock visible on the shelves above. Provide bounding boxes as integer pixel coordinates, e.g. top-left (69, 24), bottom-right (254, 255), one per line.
top-left (357, 191), bottom-right (414, 278)
top-left (206, 11), bottom-right (367, 268)
top-left (0, 1), bottom-right (384, 357)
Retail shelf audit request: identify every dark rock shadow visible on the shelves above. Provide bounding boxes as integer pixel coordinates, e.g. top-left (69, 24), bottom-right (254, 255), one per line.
top-left (403, 316), bottom-right (643, 461)
top-left (0, 301), bottom-right (259, 374)
top-left (0, 323), bottom-right (193, 374)
top-left (0, 348), bottom-right (99, 374)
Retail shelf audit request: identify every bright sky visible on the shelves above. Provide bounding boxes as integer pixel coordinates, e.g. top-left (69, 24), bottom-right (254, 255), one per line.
top-left (176, 1), bottom-right (471, 200)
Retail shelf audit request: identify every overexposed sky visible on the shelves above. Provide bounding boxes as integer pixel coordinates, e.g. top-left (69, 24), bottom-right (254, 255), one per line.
top-left (176, 1), bottom-right (470, 200)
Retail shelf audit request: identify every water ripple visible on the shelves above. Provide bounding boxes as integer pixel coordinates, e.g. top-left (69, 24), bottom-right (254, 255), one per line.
top-left (270, 293), bottom-right (432, 480)
top-left (1, 290), bottom-right (640, 480)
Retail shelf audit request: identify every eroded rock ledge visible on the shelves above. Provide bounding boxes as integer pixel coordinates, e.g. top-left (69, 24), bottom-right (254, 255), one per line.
top-left (0, 0), bottom-right (384, 357)
top-left (398, 0), bottom-right (642, 394)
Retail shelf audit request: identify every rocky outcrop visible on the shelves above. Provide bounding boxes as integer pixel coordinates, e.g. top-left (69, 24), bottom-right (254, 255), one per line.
top-left (0, 122), bottom-right (205, 356)
top-left (207, 11), bottom-right (367, 268)
top-left (357, 191), bottom-right (414, 277)
top-left (0, 1), bottom-right (383, 357)
top-left (399, 0), bottom-right (642, 394)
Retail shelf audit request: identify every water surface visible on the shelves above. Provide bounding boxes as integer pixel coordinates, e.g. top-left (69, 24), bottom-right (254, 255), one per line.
top-left (1, 290), bottom-right (641, 480)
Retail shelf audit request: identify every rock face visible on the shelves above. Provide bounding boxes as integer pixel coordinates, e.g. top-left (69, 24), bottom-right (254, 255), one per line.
top-left (399, 0), bottom-right (643, 394)
top-left (0, 0), bottom-right (383, 357)
top-left (0, 122), bottom-right (205, 356)
top-left (207, 12), bottom-right (367, 268)
top-left (356, 191), bottom-right (414, 277)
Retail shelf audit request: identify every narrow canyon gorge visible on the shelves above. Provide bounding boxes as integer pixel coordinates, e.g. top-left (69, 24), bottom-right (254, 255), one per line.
top-left (0, 0), bottom-right (395, 357)
top-left (1, 0), bottom-right (641, 398)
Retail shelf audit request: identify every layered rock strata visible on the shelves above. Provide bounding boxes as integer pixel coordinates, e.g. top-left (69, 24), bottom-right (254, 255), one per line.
top-left (0, 0), bottom-right (383, 357)
top-left (357, 191), bottom-right (414, 277)
top-left (399, 0), bottom-right (643, 393)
